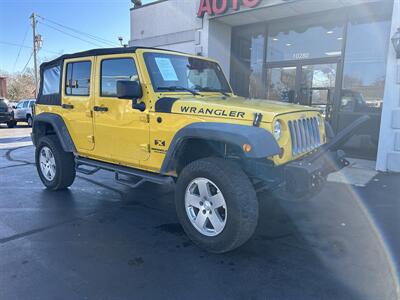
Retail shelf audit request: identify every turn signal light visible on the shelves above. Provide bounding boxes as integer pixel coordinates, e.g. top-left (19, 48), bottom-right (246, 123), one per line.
top-left (243, 144), bottom-right (252, 153)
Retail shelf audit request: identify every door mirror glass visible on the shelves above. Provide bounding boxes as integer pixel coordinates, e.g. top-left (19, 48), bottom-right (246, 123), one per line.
top-left (117, 80), bottom-right (143, 100)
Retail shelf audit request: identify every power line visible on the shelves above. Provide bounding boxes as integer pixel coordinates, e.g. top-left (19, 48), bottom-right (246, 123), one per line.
top-left (37, 14), bottom-right (119, 47)
top-left (0, 41), bottom-right (62, 55)
top-left (13, 26), bottom-right (30, 72)
top-left (38, 21), bottom-right (105, 48)
top-left (21, 52), bottom-right (34, 74)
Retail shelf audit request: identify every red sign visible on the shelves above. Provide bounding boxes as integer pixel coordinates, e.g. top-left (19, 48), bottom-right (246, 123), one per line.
top-left (197, 0), bottom-right (261, 18)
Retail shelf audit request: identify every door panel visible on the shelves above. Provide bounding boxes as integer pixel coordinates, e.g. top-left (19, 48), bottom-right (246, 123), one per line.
top-left (93, 54), bottom-right (149, 167)
top-left (62, 58), bottom-right (95, 151)
top-left (335, 90), bottom-right (381, 158)
top-left (266, 67), bottom-right (297, 102)
top-left (299, 63), bottom-right (337, 119)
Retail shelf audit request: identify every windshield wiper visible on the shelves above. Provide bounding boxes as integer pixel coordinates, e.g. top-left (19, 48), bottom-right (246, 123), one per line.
top-left (158, 86), bottom-right (200, 96)
top-left (198, 87), bottom-right (230, 97)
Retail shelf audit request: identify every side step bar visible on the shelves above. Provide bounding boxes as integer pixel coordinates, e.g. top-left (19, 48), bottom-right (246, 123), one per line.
top-left (75, 157), bottom-right (174, 188)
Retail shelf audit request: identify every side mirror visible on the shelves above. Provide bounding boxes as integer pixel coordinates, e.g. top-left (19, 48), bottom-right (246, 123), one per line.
top-left (117, 80), bottom-right (143, 99)
top-left (12, 105), bottom-right (16, 109)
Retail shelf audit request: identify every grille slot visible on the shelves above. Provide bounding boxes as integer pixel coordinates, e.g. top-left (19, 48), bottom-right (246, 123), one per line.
top-left (288, 117), bottom-right (321, 156)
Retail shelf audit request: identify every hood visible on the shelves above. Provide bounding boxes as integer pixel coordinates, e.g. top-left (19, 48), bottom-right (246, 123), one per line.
top-left (169, 95), bottom-right (319, 123)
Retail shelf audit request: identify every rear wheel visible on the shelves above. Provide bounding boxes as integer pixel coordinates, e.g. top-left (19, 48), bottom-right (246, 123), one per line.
top-left (35, 135), bottom-right (76, 190)
top-left (175, 157), bottom-right (259, 253)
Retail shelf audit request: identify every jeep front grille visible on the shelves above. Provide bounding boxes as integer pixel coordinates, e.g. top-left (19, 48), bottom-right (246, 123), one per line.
top-left (288, 117), bottom-right (321, 156)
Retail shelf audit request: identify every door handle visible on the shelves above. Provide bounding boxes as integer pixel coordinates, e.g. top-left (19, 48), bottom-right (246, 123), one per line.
top-left (93, 106), bottom-right (109, 112)
top-left (62, 104), bottom-right (74, 109)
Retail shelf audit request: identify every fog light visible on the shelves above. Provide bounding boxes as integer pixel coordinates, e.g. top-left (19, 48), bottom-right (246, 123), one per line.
top-left (243, 144), bottom-right (252, 153)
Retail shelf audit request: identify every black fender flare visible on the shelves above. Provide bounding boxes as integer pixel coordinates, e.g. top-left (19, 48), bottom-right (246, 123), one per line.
top-left (160, 122), bottom-right (281, 174)
top-left (32, 113), bottom-right (76, 152)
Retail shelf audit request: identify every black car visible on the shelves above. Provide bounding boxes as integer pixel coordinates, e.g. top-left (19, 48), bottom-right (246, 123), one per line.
top-left (0, 98), bottom-right (16, 128)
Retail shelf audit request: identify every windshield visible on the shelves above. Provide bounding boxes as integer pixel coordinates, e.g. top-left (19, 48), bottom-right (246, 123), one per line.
top-left (144, 52), bottom-right (232, 94)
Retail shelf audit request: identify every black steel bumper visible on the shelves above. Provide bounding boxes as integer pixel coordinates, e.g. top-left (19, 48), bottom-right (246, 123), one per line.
top-left (283, 115), bottom-right (370, 197)
top-left (284, 150), bottom-right (349, 196)
top-left (0, 113), bottom-right (13, 123)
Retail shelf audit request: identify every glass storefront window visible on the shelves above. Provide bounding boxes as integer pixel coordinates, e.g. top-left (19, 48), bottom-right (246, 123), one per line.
top-left (341, 17), bottom-right (391, 114)
top-left (267, 16), bottom-right (344, 62)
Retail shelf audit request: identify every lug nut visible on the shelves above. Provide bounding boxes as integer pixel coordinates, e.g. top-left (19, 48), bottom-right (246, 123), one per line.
top-left (202, 210), bottom-right (207, 214)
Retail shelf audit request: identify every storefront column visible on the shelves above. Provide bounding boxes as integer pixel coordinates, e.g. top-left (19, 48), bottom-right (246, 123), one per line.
top-left (377, 0), bottom-right (400, 172)
top-left (203, 19), bottom-right (232, 79)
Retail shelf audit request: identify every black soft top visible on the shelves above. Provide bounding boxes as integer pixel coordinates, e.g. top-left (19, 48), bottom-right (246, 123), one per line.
top-left (41, 46), bottom-right (179, 69)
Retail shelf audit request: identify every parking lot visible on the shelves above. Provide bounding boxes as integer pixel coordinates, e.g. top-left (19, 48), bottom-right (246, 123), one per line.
top-left (0, 125), bottom-right (399, 300)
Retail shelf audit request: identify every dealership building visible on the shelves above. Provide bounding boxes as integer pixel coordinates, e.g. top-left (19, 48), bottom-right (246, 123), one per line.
top-left (130, 0), bottom-right (400, 172)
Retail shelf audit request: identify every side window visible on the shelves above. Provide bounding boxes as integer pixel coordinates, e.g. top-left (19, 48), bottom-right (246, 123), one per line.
top-left (43, 66), bottom-right (61, 95)
top-left (29, 101), bottom-right (35, 108)
top-left (22, 101), bottom-right (29, 108)
top-left (16, 102), bottom-right (24, 109)
top-left (101, 58), bottom-right (138, 97)
top-left (65, 61), bottom-right (91, 96)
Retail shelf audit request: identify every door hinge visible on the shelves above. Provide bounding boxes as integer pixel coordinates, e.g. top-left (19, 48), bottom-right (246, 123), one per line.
top-left (140, 114), bottom-right (150, 123)
top-left (140, 143), bottom-right (150, 152)
top-left (87, 135), bottom-right (95, 144)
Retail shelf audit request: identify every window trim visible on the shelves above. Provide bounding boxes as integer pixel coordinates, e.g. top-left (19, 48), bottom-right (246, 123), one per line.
top-left (100, 57), bottom-right (138, 98)
top-left (65, 60), bottom-right (92, 97)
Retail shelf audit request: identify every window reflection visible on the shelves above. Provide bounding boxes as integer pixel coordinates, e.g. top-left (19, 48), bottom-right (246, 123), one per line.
top-left (341, 17), bottom-right (391, 114)
top-left (231, 25), bottom-right (265, 98)
top-left (266, 67), bottom-right (296, 102)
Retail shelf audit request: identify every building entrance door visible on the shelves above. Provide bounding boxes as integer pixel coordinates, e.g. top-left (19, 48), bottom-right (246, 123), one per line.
top-left (266, 58), bottom-right (340, 121)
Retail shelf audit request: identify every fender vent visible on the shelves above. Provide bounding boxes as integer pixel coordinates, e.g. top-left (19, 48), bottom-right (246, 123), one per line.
top-left (288, 117), bottom-right (321, 156)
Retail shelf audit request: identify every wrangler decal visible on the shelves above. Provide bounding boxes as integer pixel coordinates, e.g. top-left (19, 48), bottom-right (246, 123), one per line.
top-left (180, 106), bottom-right (245, 119)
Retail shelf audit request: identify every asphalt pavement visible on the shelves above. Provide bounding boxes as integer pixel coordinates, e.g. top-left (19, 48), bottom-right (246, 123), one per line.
top-left (0, 126), bottom-right (399, 300)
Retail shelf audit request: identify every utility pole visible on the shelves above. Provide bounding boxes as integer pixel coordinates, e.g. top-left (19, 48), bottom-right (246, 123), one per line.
top-left (30, 12), bottom-right (39, 96)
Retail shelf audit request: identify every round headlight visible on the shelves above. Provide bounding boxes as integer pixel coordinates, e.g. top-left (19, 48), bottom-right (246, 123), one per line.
top-left (273, 120), bottom-right (282, 140)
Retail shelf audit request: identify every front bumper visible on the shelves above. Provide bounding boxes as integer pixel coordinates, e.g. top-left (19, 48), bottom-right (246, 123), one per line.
top-left (284, 150), bottom-right (349, 196)
top-left (0, 113), bottom-right (13, 123)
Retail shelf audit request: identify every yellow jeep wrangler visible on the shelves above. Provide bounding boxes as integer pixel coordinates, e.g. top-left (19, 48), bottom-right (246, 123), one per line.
top-left (32, 47), bottom-right (363, 253)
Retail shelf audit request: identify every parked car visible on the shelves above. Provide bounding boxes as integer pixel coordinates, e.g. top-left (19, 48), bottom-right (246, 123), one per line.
top-left (0, 97), bottom-right (16, 128)
top-left (13, 99), bottom-right (36, 127)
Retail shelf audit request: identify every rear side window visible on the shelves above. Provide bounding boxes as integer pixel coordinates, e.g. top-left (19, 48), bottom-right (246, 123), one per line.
top-left (101, 58), bottom-right (138, 97)
top-left (29, 101), bottom-right (35, 108)
top-left (42, 66), bottom-right (61, 95)
top-left (65, 61), bottom-right (91, 96)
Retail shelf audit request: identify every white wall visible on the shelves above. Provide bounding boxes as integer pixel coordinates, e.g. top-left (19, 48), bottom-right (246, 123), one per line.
top-left (206, 20), bottom-right (232, 79)
top-left (377, 0), bottom-right (400, 172)
top-left (129, 0), bottom-right (233, 78)
top-left (129, 0), bottom-right (201, 54)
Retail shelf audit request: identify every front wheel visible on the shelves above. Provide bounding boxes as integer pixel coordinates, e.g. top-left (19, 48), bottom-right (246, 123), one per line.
top-left (35, 135), bottom-right (76, 190)
top-left (175, 157), bottom-right (259, 253)
top-left (27, 115), bottom-right (33, 127)
top-left (6, 120), bottom-right (16, 128)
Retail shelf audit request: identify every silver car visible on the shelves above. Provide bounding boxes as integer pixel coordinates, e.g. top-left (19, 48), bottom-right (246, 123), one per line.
top-left (13, 99), bottom-right (36, 127)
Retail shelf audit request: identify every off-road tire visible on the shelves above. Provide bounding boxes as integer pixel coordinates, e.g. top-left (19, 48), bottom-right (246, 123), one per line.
top-left (27, 115), bottom-right (33, 127)
top-left (35, 135), bottom-right (76, 190)
top-left (175, 157), bottom-right (259, 253)
top-left (6, 120), bottom-right (16, 128)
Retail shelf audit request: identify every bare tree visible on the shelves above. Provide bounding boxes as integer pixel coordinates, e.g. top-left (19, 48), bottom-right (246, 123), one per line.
top-left (0, 69), bottom-right (36, 101)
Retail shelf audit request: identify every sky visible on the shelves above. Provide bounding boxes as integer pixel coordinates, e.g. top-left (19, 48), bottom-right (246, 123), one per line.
top-left (0, 0), bottom-right (154, 74)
